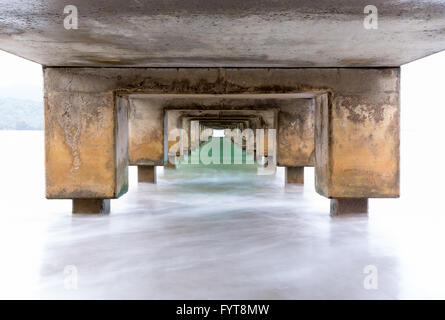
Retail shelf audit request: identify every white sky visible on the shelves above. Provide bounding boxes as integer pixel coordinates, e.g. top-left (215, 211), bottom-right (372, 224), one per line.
top-left (0, 50), bottom-right (43, 101)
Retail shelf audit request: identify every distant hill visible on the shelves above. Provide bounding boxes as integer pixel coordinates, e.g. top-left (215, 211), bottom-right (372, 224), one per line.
top-left (0, 97), bottom-right (43, 130)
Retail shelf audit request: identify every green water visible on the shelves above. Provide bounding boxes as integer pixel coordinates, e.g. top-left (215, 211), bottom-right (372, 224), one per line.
top-left (178, 137), bottom-right (257, 170)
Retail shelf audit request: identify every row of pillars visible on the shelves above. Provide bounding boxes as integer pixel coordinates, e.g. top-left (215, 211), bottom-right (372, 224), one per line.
top-left (73, 165), bottom-right (367, 216)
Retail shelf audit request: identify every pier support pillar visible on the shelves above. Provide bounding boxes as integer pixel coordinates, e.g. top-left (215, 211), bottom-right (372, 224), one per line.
top-left (73, 199), bottom-right (111, 214)
top-left (330, 199), bottom-right (368, 216)
top-left (138, 165), bottom-right (157, 183)
top-left (285, 167), bottom-right (304, 185)
top-left (44, 69), bottom-right (129, 214)
top-left (314, 69), bottom-right (400, 215)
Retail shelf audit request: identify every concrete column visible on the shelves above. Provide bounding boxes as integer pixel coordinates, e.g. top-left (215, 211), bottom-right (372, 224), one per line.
top-left (138, 165), bottom-right (157, 183)
top-left (285, 167), bottom-right (304, 184)
top-left (44, 69), bottom-right (129, 214)
top-left (73, 199), bottom-right (111, 214)
top-left (277, 98), bottom-right (315, 169)
top-left (330, 199), bottom-right (368, 216)
top-left (314, 69), bottom-right (400, 215)
top-left (128, 96), bottom-right (164, 168)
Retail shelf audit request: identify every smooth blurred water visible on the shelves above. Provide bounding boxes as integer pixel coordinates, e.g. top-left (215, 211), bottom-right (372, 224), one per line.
top-left (0, 130), bottom-right (445, 299)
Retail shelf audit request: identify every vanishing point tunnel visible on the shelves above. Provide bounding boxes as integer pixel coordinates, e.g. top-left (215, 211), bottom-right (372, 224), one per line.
top-left (1, 1), bottom-right (444, 215)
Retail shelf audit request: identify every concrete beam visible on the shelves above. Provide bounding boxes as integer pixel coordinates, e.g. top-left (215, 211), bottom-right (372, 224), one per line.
top-left (2, 1), bottom-right (445, 67)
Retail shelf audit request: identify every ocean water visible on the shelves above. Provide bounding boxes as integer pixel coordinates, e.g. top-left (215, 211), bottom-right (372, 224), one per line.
top-left (0, 130), bottom-right (444, 299)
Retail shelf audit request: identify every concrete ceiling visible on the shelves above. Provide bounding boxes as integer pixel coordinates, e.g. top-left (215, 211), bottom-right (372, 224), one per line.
top-left (1, 0), bottom-right (445, 67)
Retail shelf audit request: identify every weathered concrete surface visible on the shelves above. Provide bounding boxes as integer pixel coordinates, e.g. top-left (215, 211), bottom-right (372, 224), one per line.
top-left (45, 67), bottom-right (400, 200)
top-left (180, 114), bottom-right (266, 150)
top-left (199, 120), bottom-right (250, 132)
top-left (138, 165), bottom-right (157, 184)
top-left (179, 114), bottom-right (263, 144)
top-left (285, 167), bottom-right (304, 185)
top-left (128, 97), bottom-right (164, 166)
top-left (72, 199), bottom-right (111, 214)
top-left (330, 199), bottom-right (368, 216)
top-left (277, 99), bottom-right (314, 167)
top-left (128, 95), bottom-right (281, 166)
top-left (177, 117), bottom-right (256, 163)
top-left (167, 108), bottom-right (275, 146)
top-left (314, 70), bottom-right (400, 198)
top-left (45, 73), bottom-right (128, 199)
top-left (133, 96), bottom-right (314, 168)
top-left (315, 95), bottom-right (330, 197)
top-left (1, 1), bottom-right (445, 67)
top-left (115, 97), bottom-right (129, 197)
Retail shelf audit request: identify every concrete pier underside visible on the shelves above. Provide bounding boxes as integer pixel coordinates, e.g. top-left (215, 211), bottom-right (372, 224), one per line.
top-left (44, 67), bottom-right (400, 213)
top-left (2, 0), bottom-right (445, 301)
top-left (1, 1), bottom-right (445, 67)
top-left (2, 0), bottom-right (437, 214)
